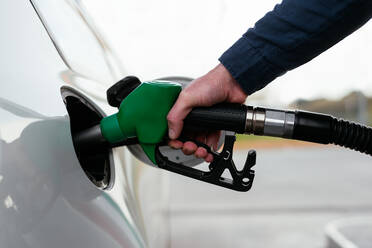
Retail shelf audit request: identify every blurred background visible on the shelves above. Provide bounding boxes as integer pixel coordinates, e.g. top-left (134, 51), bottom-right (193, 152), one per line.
top-left (80, 0), bottom-right (372, 247)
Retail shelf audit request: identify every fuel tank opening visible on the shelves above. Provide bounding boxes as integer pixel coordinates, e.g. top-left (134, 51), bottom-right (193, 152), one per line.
top-left (61, 86), bottom-right (113, 189)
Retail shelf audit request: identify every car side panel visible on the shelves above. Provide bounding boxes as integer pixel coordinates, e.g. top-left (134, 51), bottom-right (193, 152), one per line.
top-left (0, 1), bottom-right (169, 247)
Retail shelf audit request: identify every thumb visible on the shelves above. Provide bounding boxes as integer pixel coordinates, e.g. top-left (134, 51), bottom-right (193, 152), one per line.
top-left (167, 92), bottom-right (193, 139)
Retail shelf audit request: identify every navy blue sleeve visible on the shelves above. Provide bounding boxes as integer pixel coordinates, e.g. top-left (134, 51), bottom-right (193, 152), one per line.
top-left (219, 0), bottom-right (372, 95)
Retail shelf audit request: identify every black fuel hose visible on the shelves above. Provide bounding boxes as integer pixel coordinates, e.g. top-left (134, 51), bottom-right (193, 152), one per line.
top-left (293, 111), bottom-right (372, 156)
top-left (185, 105), bottom-right (372, 157)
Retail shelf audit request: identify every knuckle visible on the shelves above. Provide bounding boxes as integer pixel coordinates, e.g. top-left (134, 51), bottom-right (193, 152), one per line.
top-left (167, 113), bottom-right (180, 125)
top-left (178, 91), bottom-right (192, 104)
top-left (167, 114), bottom-right (175, 123)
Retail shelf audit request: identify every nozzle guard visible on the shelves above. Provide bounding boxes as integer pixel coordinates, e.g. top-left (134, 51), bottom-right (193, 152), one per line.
top-left (155, 132), bottom-right (256, 192)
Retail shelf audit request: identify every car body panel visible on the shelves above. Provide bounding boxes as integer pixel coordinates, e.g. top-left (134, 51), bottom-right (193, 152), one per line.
top-left (0, 1), bottom-right (170, 247)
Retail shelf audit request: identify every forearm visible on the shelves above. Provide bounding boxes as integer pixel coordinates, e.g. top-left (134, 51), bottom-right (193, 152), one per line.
top-left (219, 0), bottom-right (372, 95)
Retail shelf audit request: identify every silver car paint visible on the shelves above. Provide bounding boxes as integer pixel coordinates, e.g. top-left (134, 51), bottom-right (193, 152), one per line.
top-left (0, 1), bottom-right (170, 247)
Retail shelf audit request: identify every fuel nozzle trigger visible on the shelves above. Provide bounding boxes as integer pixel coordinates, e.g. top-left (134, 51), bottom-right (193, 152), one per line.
top-left (155, 132), bottom-right (256, 192)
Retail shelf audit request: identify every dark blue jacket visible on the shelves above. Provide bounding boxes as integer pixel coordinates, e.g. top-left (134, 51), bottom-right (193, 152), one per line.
top-left (219, 0), bottom-right (372, 95)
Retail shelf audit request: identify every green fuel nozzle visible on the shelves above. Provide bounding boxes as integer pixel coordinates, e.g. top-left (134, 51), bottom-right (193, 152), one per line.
top-left (73, 76), bottom-right (372, 192)
top-left (101, 81), bottom-right (182, 163)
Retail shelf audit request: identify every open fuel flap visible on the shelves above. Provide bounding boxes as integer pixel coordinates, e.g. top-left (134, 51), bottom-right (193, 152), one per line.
top-left (61, 86), bottom-right (114, 189)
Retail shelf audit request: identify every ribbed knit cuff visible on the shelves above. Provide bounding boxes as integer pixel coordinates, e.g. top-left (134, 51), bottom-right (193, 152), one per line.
top-left (219, 36), bottom-right (284, 95)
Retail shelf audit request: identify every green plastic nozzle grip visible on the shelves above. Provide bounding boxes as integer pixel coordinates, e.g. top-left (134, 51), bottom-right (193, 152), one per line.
top-left (100, 81), bottom-right (182, 164)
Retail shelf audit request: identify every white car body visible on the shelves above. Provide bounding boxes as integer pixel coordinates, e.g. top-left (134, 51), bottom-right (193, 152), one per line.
top-left (0, 0), bottom-right (174, 247)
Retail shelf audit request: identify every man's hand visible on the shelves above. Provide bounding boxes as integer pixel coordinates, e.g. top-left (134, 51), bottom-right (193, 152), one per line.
top-left (167, 63), bottom-right (247, 162)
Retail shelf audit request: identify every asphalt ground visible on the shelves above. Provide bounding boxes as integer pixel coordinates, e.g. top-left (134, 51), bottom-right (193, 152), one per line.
top-left (169, 146), bottom-right (372, 248)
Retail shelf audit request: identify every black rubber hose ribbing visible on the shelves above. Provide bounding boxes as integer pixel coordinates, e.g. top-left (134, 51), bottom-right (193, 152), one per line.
top-left (330, 118), bottom-right (372, 156)
top-left (293, 111), bottom-right (372, 156)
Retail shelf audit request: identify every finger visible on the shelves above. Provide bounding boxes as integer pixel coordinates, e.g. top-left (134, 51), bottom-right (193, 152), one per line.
top-left (168, 140), bottom-right (183, 149)
top-left (206, 131), bottom-right (221, 151)
top-left (167, 92), bottom-right (193, 140)
top-left (194, 147), bottom-right (208, 158)
top-left (182, 141), bottom-right (197, 155)
top-left (205, 153), bottom-right (214, 163)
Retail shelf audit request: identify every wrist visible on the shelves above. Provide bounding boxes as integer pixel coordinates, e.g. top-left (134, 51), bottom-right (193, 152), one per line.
top-left (213, 63), bottom-right (248, 101)
top-left (210, 63), bottom-right (235, 83)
